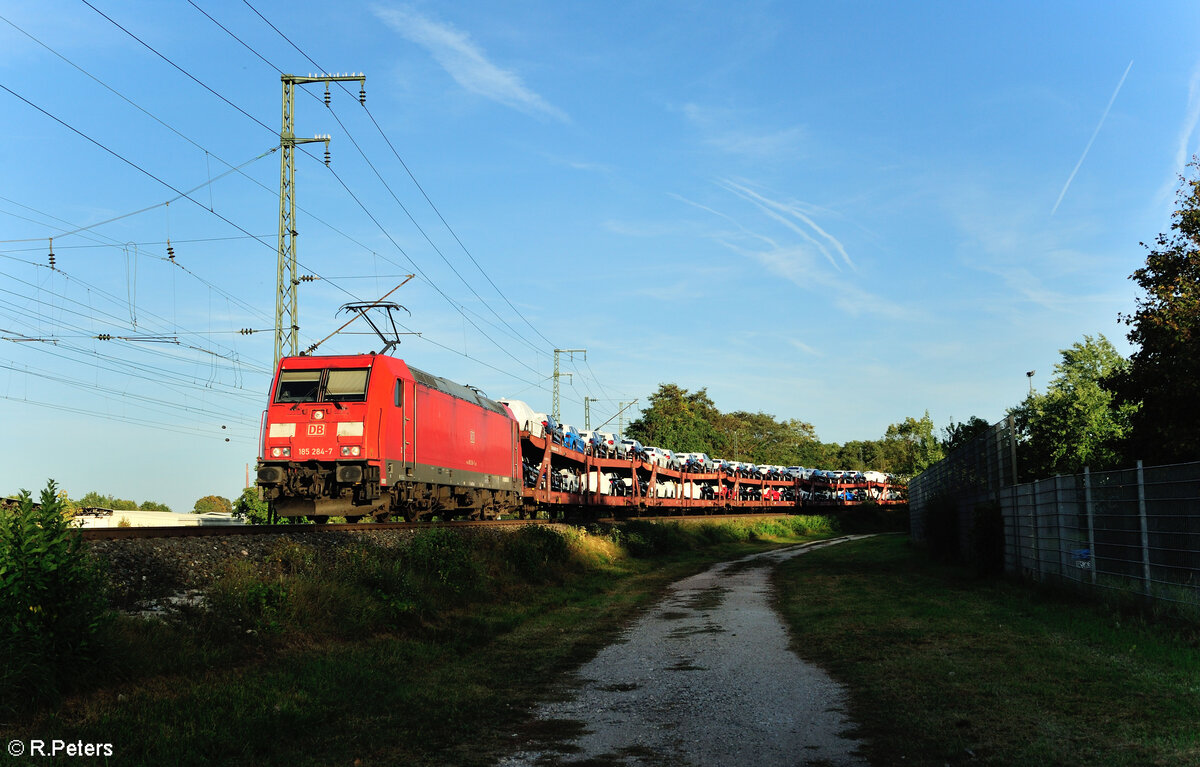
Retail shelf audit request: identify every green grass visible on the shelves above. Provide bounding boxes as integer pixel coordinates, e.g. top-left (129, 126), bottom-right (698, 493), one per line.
top-left (1, 517), bottom-right (835, 766)
top-left (773, 535), bottom-right (1200, 767)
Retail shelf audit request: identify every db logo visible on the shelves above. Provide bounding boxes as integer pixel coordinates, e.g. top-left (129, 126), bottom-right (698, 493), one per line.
top-left (307, 424), bottom-right (325, 436)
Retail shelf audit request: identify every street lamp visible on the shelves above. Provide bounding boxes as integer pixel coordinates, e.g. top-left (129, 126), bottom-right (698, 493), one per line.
top-left (1026, 370), bottom-right (1035, 395)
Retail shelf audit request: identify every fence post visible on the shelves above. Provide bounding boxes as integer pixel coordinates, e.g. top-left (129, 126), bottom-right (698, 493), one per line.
top-left (1084, 467), bottom-right (1096, 586)
top-left (1137, 459), bottom-right (1151, 596)
top-left (1031, 479), bottom-right (1041, 581)
top-left (1055, 475), bottom-right (1069, 581)
top-left (1010, 484), bottom-right (1021, 574)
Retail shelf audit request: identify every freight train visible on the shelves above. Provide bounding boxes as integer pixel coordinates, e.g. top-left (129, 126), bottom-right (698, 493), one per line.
top-left (255, 353), bottom-right (904, 521)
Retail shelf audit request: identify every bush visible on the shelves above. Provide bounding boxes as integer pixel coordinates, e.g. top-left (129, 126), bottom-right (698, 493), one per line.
top-left (0, 480), bottom-right (109, 711)
top-left (617, 520), bottom-right (696, 557)
top-left (406, 528), bottom-right (481, 599)
top-left (504, 525), bottom-right (573, 581)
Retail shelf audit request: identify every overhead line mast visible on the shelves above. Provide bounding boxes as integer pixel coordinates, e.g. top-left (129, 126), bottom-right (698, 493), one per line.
top-left (275, 72), bottom-right (365, 368)
top-left (552, 348), bottom-right (586, 423)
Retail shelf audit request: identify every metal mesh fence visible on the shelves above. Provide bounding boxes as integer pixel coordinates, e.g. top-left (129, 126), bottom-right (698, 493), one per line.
top-left (912, 427), bottom-right (1200, 610)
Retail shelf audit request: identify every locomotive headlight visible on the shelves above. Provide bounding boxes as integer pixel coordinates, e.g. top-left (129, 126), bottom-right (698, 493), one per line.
top-left (340, 445), bottom-right (362, 457)
top-left (313, 410), bottom-right (324, 420)
top-left (272, 447), bottom-right (281, 458)
top-left (271, 447), bottom-right (291, 458)
top-left (351, 445), bottom-right (361, 456)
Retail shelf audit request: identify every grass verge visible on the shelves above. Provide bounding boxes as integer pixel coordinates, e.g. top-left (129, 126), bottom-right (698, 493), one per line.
top-left (2, 516), bottom-right (832, 766)
top-left (773, 535), bottom-right (1200, 767)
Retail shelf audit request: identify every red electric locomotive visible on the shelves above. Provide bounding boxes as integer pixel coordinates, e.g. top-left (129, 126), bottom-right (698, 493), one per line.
top-left (256, 354), bottom-right (522, 521)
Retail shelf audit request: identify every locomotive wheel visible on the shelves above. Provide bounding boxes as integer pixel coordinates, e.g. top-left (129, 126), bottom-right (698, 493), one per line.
top-left (345, 515), bottom-right (363, 524)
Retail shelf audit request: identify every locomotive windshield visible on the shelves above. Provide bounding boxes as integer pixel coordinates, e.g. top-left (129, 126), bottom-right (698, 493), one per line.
top-left (274, 368), bottom-right (369, 404)
top-left (324, 369), bottom-right (369, 402)
top-left (276, 370), bottom-right (321, 403)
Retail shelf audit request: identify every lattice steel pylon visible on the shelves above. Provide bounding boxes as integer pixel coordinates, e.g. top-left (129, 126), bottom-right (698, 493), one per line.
top-left (275, 72), bottom-right (366, 368)
top-left (552, 348), bottom-right (585, 423)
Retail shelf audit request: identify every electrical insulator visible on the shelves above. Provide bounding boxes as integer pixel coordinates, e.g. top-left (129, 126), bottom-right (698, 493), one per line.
top-left (239, 328), bottom-right (254, 335)
top-left (48, 252), bottom-right (55, 270)
top-left (97, 334), bottom-right (111, 341)
top-left (300, 275), bottom-right (316, 282)
top-left (359, 86), bottom-right (366, 105)
top-left (167, 243), bottom-right (175, 260)
top-left (324, 148), bottom-right (331, 166)
top-left (324, 85), bottom-right (331, 107)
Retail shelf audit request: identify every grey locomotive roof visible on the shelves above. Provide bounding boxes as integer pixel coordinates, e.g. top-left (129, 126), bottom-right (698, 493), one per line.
top-left (407, 365), bottom-right (510, 417)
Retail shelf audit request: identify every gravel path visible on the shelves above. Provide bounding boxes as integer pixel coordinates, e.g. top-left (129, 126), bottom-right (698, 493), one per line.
top-left (498, 536), bottom-right (871, 766)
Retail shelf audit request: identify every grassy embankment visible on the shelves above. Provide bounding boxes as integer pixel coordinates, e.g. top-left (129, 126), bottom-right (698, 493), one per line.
top-left (3, 515), bottom-right (835, 767)
top-left (774, 535), bottom-right (1200, 767)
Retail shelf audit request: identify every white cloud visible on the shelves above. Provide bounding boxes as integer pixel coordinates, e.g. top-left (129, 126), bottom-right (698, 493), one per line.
top-left (1175, 62), bottom-right (1200, 173)
top-left (373, 4), bottom-right (568, 123)
top-left (679, 102), bottom-right (805, 159)
top-left (719, 179), bottom-right (855, 270)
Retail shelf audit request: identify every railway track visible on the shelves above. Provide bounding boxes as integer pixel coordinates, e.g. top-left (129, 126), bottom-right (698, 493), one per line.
top-left (78, 511), bottom-right (810, 541)
top-left (78, 517), bottom-right (542, 541)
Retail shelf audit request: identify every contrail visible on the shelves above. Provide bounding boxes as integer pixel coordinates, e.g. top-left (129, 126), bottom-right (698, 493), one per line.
top-left (1052, 59), bottom-right (1133, 215)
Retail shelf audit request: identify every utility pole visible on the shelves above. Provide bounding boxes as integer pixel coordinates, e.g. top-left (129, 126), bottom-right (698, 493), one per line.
top-left (551, 348), bottom-right (586, 423)
top-left (275, 72), bottom-right (366, 368)
top-left (583, 397), bottom-right (599, 430)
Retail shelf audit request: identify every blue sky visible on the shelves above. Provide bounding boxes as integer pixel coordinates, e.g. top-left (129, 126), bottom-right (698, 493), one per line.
top-left (2, 1), bottom-right (1198, 511)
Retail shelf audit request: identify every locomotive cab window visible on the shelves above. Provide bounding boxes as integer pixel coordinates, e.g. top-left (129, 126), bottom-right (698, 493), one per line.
top-left (324, 369), bottom-right (369, 402)
top-left (275, 370), bottom-right (321, 403)
top-left (394, 379), bottom-right (403, 408)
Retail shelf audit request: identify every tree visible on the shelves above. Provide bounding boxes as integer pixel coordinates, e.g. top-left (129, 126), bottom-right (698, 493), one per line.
top-left (1110, 161), bottom-right (1200, 464)
top-left (192, 495), bottom-right (233, 515)
top-left (139, 500), bottom-right (172, 513)
top-left (233, 487), bottom-right (271, 525)
top-left (1010, 334), bottom-right (1134, 478)
top-left (882, 412), bottom-right (944, 478)
top-left (76, 491), bottom-right (137, 511)
top-left (626, 384), bottom-right (723, 453)
top-left (942, 416), bottom-right (992, 453)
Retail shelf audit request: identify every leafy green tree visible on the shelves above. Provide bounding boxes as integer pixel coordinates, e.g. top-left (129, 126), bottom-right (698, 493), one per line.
top-left (942, 416), bottom-right (992, 453)
top-left (233, 487), bottom-right (272, 525)
top-left (1011, 334), bottom-right (1134, 478)
top-left (139, 500), bottom-right (172, 513)
top-left (719, 411), bottom-right (820, 465)
top-left (0, 480), bottom-right (107, 710)
top-left (76, 491), bottom-right (137, 511)
top-left (193, 495), bottom-right (233, 515)
top-left (1110, 162), bottom-right (1200, 464)
top-left (626, 384), bottom-right (724, 453)
top-left (883, 412), bottom-right (944, 478)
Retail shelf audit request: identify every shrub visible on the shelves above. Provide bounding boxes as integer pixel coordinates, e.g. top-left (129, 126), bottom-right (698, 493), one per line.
top-left (618, 520), bottom-right (695, 557)
top-left (505, 525), bottom-right (572, 581)
top-left (406, 528), bottom-right (481, 599)
top-left (0, 480), bottom-right (109, 711)
top-left (202, 562), bottom-right (290, 637)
